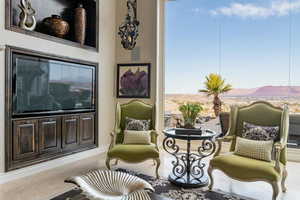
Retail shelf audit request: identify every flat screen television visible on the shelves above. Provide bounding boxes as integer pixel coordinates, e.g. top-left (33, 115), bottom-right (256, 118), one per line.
top-left (12, 53), bottom-right (96, 116)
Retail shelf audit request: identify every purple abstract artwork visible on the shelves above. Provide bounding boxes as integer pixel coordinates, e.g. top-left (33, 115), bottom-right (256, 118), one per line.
top-left (117, 64), bottom-right (150, 98)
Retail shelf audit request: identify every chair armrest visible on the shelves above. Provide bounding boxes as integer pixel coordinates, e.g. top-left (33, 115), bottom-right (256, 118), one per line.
top-left (213, 136), bottom-right (235, 157)
top-left (274, 142), bottom-right (286, 173)
top-left (274, 142), bottom-right (285, 150)
top-left (151, 130), bottom-right (159, 149)
top-left (221, 136), bottom-right (235, 142)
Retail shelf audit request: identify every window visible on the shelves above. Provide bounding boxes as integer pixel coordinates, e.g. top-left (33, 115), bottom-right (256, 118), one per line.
top-left (165, 0), bottom-right (300, 148)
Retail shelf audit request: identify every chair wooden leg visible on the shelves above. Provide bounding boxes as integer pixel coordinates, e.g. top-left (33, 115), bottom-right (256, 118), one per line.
top-left (208, 165), bottom-right (214, 191)
top-left (282, 168), bottom-right (288, 193)
top-left (105, 157), bottom-right (111, 170)
top-left (114, 159), bottom-right (119, 166)
top-left (271, 181), bottom-right (280, 200)
top-left (153, 159), bottom-right (156, 166)
top-left (155, 158), bottom-right (160, 179)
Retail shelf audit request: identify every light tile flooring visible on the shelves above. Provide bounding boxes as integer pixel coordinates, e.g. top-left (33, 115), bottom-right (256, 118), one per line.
top-left (0, 152), bottom-right (299, 200)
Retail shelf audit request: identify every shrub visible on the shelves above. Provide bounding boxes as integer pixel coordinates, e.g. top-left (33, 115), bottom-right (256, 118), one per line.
top-left (179, 102), bottom-right (203, 128)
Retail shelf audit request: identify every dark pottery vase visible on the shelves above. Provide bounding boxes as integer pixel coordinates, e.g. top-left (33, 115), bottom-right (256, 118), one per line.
top-left (43, 15), bottom-right (70, 38)
top-left (74, 3), bottom-right (86, 45)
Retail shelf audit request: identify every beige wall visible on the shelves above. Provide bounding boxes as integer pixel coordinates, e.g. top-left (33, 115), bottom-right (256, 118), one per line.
top-left (0, 0), bottom-right (116, 181)
top-left (116, 0), bottom-right (158, 104)
top-left (156, 0), bottom-right (166, 131)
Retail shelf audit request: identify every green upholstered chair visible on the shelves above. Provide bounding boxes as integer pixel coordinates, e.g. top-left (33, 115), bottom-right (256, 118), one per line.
top-left (208, 101), bottom-right (289, 200)
top-left (106, 100), bottom-right (160, 178)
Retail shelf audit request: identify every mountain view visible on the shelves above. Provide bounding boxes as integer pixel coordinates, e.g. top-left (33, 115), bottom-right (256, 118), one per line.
top-left (165, 85), bottom-right (300, 119)
top-left (225, 86), bottom-right (300, 97)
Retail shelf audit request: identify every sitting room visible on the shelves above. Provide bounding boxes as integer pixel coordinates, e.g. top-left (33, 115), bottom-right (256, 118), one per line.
top-left (0, 0), bottom-right (299, 200)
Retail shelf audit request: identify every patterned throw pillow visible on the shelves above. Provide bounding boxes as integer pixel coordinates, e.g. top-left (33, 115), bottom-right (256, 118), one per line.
top-left (242, 122), bottom-right (279, 141)
top-left (123, 130), bottom-right (151, 144)
top-left (125, 117), bottom-right (151, 131)
top-left (234, 137), bottom-right (273, 162)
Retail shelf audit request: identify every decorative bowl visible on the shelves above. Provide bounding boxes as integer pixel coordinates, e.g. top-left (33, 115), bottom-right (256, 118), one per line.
top-left (43, 15), bottom-right (69, 38)
top-left (65, 170), bottom-right (154, 200)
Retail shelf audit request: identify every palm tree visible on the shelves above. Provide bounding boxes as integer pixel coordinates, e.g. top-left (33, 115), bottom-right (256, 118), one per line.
top-left (199, 73), bottom-right (232, 117)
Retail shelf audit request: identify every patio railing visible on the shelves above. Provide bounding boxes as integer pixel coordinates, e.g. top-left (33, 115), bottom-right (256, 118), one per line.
top-left (164, 113), bottom-right (300, 149)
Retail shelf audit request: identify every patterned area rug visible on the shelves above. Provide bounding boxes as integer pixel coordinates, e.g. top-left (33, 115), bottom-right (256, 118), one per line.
top-left (51, 169), bottom-right (252, 200)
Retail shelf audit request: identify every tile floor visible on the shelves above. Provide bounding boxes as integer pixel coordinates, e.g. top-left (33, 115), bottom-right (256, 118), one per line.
top-left (0, 152), bottom-right (299, 200)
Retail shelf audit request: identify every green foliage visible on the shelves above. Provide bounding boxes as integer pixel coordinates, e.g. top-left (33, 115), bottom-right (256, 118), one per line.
top-left (199, 73), bottom-right (232, 96)
top-left (199, 73), bottom-right (233, 117)
top-left (179, 102), bottom-right (203, 127)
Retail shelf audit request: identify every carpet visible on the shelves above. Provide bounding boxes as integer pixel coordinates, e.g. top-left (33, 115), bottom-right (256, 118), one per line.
top-left (51, 168), bottom-right (252, 200)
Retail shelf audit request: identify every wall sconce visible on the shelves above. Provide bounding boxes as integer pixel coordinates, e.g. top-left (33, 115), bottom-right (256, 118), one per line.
top-left (118, 0), bottom-right (140, 50)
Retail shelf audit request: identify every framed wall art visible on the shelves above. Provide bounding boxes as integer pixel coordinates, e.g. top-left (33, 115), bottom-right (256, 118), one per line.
top-left (117, 63), bottom-right (151, 98)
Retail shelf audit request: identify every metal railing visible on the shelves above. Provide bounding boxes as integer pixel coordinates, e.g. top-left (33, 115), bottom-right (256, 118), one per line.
top-left (164, 113), bottom-right (300, 149)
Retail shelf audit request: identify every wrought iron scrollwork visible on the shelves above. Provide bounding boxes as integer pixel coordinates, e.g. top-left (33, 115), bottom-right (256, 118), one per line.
top-left (163, 137), bottom-right (179, 155)
top-left (189, 139), bottom-right (216, 181)
top-left (163, 134), bottom-right (217, 187)
top-left (163, 137), bottom-right (187, 179)
top-left (198, 139), bottom-right (217, 157)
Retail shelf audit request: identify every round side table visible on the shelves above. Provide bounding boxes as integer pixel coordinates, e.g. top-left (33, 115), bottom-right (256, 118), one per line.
top-left (163, 129), bottom-right (217, 188)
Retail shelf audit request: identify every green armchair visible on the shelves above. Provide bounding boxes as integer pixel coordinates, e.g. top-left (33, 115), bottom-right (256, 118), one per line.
top-left (106, 100), bottom-right (160, 178)
top-left (208, 101), bottom-right (289, 200)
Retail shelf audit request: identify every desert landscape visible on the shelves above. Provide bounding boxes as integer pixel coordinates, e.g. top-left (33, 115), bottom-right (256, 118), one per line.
top-left (165, 86), bottom-right (300, 118)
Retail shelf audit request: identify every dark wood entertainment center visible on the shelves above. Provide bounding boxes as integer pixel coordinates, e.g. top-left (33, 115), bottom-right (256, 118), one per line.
top-left (5, 46), bottom-right (99, 172)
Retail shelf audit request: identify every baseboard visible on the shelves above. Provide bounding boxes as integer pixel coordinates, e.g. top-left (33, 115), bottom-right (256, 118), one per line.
top-left (0, 145), bottom-right (109, 184)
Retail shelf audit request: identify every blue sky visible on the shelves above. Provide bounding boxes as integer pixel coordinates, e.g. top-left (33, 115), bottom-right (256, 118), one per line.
top-left (165, 0), bottom-right (300, 93)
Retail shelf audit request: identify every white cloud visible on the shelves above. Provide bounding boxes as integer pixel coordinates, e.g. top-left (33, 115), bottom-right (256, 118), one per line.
top-left (192, 8), bottom-right (201, 13)
top-left (211, 0), bottom-right (300, 18)
top-left (192, 8), bottom-right (204, 14)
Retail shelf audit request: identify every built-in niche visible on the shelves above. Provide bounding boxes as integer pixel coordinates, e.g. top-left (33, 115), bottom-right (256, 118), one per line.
top-left (5, 0), bottom-right (99, 51)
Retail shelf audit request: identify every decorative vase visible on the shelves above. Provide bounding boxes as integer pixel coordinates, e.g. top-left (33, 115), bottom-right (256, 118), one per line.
top-left (43, 15), bottom-right (70, 38)
top-left (74, 3), bottom-right (86, 45)
top-left (18, 0), bottom-right (37, 31)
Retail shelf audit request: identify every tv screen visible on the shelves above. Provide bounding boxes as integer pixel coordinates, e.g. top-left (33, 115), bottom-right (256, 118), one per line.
top-left (12, 53), bottom-right (96, 115)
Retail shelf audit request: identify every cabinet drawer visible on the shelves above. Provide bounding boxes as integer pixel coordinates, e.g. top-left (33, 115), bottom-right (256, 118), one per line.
top-left (80, 114), bottom-right (95, 145)
top-left (62, 115), bottom-right (80, 150)
top-left (13, 120), bottom-right (39, 161)
top-left (39, 117), bottom-right (62, 155)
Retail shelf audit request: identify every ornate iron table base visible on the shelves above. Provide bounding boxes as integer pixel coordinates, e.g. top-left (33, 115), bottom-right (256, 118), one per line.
top-left (168, 173), bottom-right (209, 188)
top-left (163, 129), bottom-right (216, 189)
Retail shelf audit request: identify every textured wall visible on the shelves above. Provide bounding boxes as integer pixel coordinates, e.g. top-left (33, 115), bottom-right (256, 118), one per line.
top-left (116, 0), bottom-right (158, 104)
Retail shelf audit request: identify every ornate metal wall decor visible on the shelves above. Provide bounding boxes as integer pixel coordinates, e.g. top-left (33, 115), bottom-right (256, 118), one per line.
top-left (118, 0), bottom-right (140, 50)
top-left (18, 0), bottom-right (36, 31)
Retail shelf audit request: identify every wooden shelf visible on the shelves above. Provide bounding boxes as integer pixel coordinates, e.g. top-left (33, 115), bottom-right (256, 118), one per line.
top-left (5, 0), bottom-right (99, 52)
top-left (8, 25), bottom-right (98, 52)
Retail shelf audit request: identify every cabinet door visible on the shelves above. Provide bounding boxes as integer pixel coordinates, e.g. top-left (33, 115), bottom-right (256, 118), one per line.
top-left (39, 117), bottom-right (62, 155)
top-left (80, 114), bottom-right (95, 145)
top-left (62, 115), bottom-right (80, 150)
top-left (13, 120), bottom-right (39, 161)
